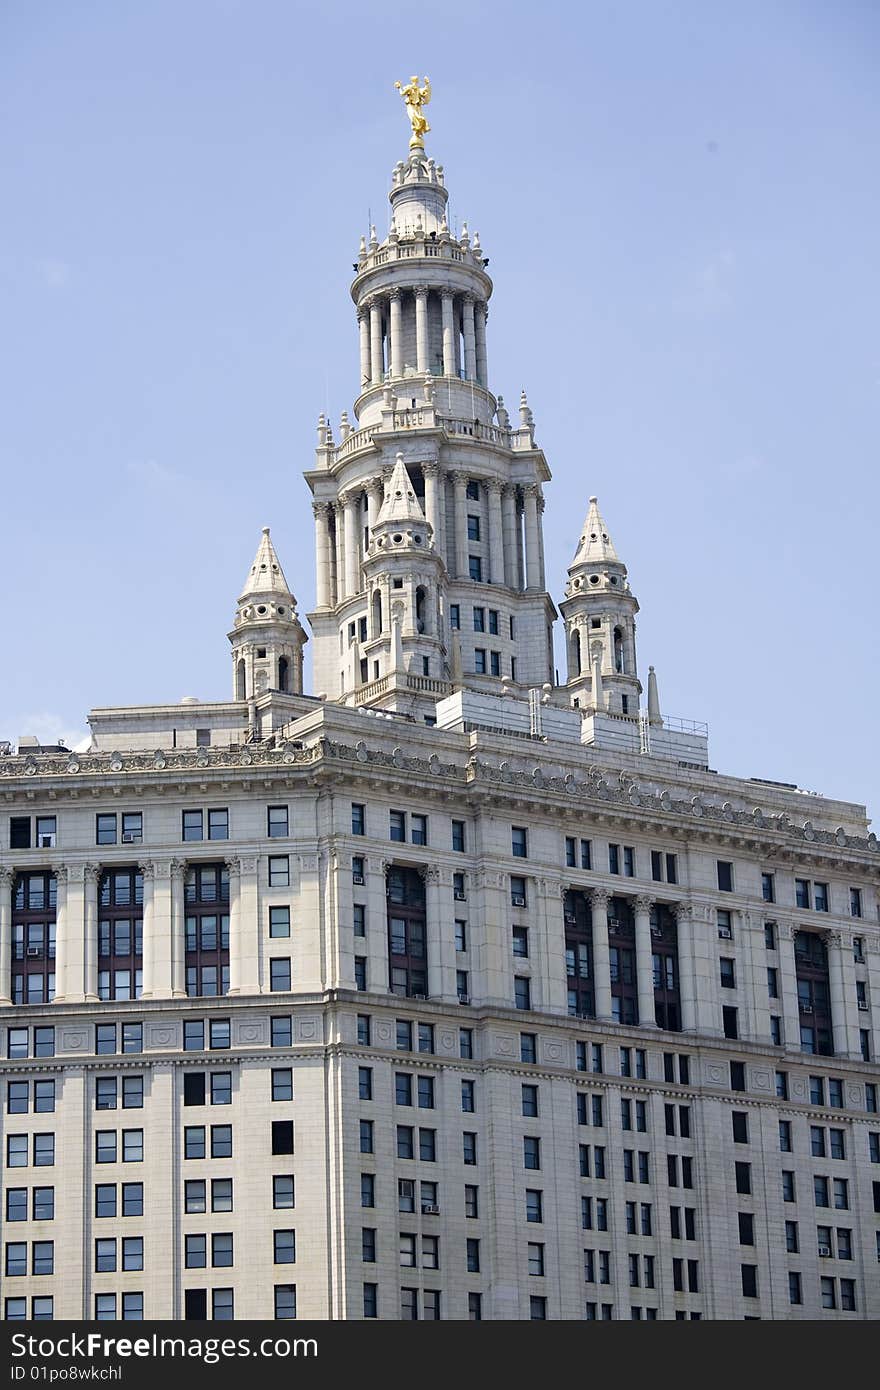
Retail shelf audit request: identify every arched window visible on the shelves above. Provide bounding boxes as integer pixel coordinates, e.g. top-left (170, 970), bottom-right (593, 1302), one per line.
top-left (571, 628), bottom-right (582, 677)
top-left (613, 627), bottom-right (625, 674)
top-left (278, 656), bottom-right (289, 693)
top-left (371, 589), bottom-right (383, 638)
top-left (415, 586), bottom-right (427, 634)
top-left (235, 659), bottom-right (246, 701)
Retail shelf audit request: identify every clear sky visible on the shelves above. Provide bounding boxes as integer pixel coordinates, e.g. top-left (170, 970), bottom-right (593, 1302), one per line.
top-left (2, 1), bottom-right (878, 819)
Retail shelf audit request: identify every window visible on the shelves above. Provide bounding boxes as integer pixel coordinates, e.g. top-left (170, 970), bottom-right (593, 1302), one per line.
top-left (270, 958), bottom-right (291, 991)
top-left (522, 1084), bottom-right (539, 1118)
top-left (738, 1212), bottom-right (754, 1246)
top-left (850, 887), bottom-right (862, 918)
top-left (779, 1120), bottom-right (792, 1152)
top-left (732, 1112), bottom-right (749, 1144)
top-left (524, 1136), bottom-right (541, 1170)
top-left (735, 1162), bottom-right (751, 1196)
top-left (269, 906), bottom-right (291, 938)
top-left (272, 1068), bottom-right (293, 1102)
top-left (267, 805), bottom-right (289, 838)
top-left (273, 1175), bottom-right (295, 1210)
top-left (528, 1242), bottom-right (545, 1276)
top-left (468, 556), bottom-right (482, 582)
top-left (782, 1171), bottom-right (796, 1202)
top-left (418, 1023), bottom-right (434, 1054)
top-left (723, 1006), bottom-right (739, 1040)
top-left (514, 976), bottom-right (531, 1010)
top-left (461, 1080), bottom-right (475, 1113)
top-left (472, 602), bottom-right (485, 629)
top-left (449, 604), bottom-right (460, 629)
top-left (525, 1189), bottom-right (543, 1223)
top-left (275, 1285), bottom-right (297, 1320)
top-left (463, 1132), bottom-right (477, 1166)
top-left (360, 1174), bottom-right (375, 1209)
top-left (271, 1016), bottom-right (292, 1048)
top-left (351, 803), bottom-right (365, 836)
top-left (466, 1239), bottom-right (480, 1273)
top-left (511, 876), bottom-right (527, 907)
top-left (357, 1015), bottom-right (371, 1046)
top-left (717, 861), bottom-right (733, 892)
top-left (741, 1264), bottom-right (758, 1298)
top-left (465, 1185), bottom-right (479, 1219)
top-left (274, 1229), bottom-right (296, 1264)
top-left (269, 856), bottom-right (290, 888)
top-left (473, 648), bottom-right (487, 675)
top-left (411, 814), bottom-right (427, 847)
top-left (520, 1033), bottom-right (536, 1064)
top-left (512, 925), bottom-right (529, 958)
top-left (390, 810), bottom-right (406, 842)
top-left (460, 1028), bottom-right (473, 1060)
top-left (761, 872), bottom-right (775, 903)
top-left (512, 826), bottom-right (528, 859)
top-left (452, 820), bottom-right (466, 853)
top-left (720, 957), bottom-right (736, 989)
top-left (764, 921), bottom-right (776, 949)
top-left (358, 1066), bottom-right (373, 1101)
top-left (730, 1060), bottom-right (746, 1091)
top-left (272, 1121), bottom-right (294, 1155)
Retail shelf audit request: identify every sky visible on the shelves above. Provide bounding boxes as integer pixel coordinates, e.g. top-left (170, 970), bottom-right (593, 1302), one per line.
top-left (1, 0), bottom-right (878, 819)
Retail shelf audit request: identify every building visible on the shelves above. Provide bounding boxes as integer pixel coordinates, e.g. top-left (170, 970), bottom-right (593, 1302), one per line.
top-left (1, 93), bottom-right (878, 1324)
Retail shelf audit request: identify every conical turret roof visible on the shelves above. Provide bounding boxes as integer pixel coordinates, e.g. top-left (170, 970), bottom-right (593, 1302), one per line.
top-left (571, 497), bottom-right (620, 567)
top-left (239, 527), bottom-right (295, 602)
top-left (376, 455), bottom-right (428, 527)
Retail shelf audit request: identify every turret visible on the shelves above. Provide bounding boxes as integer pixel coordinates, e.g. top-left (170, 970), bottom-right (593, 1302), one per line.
top-left (228, 529), bottom-right (307, 700)
top-left (559, 497), bottom-right (641, 717)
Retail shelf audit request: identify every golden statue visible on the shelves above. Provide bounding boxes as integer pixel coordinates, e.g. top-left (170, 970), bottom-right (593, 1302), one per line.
top-left (395, 75), bottom-right (431, 149)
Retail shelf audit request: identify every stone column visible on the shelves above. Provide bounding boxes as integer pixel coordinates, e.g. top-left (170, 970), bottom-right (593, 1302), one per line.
top-left (673, 901), bottom-right (697, 1032)
top-left (536, 878), bottom-right (567, 1012)
top-left (462, 294), bottom-right (477, 381)
top-left (389, 288), bottom-right (403, 378)
top-left (778, 922), bottom-right (802, 1051)
top-left (226, 859), bottom-right (242, 995)
top-left (50, 866), bottom-right (69, 1002)
top-left (333, 507), bottom-right (345, 605)
top-left (441, 289), bottom-right (456, 377)
top-left (633, 895), bottom-right (657, 1028)
top-left (83, 864), bottom-right (100, 1003)
top-left (487, 479), bottom-right (504, 585)
top-left (588, 889), bottom-right (613, 1021)
top-left (501, 484), bottom-right (518, 588)
top-left (474, 300), bottom-right (488, 386)
top-left (296, 854), bottom-right (322, 994)
top-left (237, 856), bottom-right (260, 994)
top-left (827, 931), bottom-right (857, 1059)
top-left (537, 491), bottom-right (547, 589)
top-left (144, 861), bottom-right (173, 999)
top-left (515, 490), bottom-right (526, 589)
top-left (415, 286), bottom-right (429, 374)
top-left (367, 477), bottom-right (384, 537)
top-left (138, 863), bottom-right (155, 999)
top-left (451, 472), bottom-right (469, 578)
top-left (170, 859), bottom-right (186, 999)
top-left (343, 491), bottom-right (360, 597)
top-left (365, 858), bottom-right (389, 997)
top-left (422, 463), bottom-right (440, 545)
top-left (474, 866), bottom-right (513, 1009)
top-left (523, 483), bottom-right (541, 590)
top-left (423, 867), bottom-right (449, 1002)
top-left (0, 868), bottom-right (13, 1004)
top-left (358, 306), bottom-right (370, 388)
top-left (369, 296), bottom-right (384, 383)
top-left (313, 502), bottom-right (332, 609)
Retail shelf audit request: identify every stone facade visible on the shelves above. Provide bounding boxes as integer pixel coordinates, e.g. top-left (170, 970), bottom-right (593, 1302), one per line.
top-left (0, 115), bottom-right (878, 1323)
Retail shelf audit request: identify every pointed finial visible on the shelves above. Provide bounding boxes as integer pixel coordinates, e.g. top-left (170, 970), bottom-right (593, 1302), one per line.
top-left (262, 526), bottom-right (270, 537)
top-left (647, 666), bottom-right (662, 726)
top-left (460, 220), bottom-right (469, 246)
top-left (519, 389), bottom-right (531, 425)
top-left (317, 412), bottom-right (328, 445)
top-left (358, 234), bottom-right (367, 257)
top-left (439, 213), bottom-right (449, 236)
top-left (339, 411), bottom-right (350, 440)
top-left (473, 230), bottom-right (482, 253)
top-left (369, 224), bottom-right (378, 249)
top-left (496, 395), bottom-right (510, 428)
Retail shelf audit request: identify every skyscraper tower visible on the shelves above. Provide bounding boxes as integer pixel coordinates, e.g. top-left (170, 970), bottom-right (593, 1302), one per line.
top-left (305, 104), bottom-right (556, 713)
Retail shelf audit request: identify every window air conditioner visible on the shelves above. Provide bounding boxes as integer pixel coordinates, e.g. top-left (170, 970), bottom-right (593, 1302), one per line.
top-left (27, 946), bottom-right (41, 958)
top-left (650, 926), bottom-right (663, 938)
top-left (564, 912), bottom-right (577, 925)
top-left (353, 873), bottom-right (364, 885)
top-left (718, 926), bottom-right (732, 939)
top-left (122, 832), bottom-right (140, 843)
top-left (39, 836), bottom-right (54, 848)
top-left (858, 1000), bottom-right (869, 1011)
top-left (512, 894), bottom-right (525, 907)
top-left (458, 994), bottom-right (470, 1005)
top-left (454, 891), bottom-right (467, 901)
top-left (801, 1003), bottom-right (813, 1013)
top-left (412, 993), bottom-right (427, 1001)
top-left (818, 1245), bottom-right (832, 1258)
top-left (422, 1204), bottom-right (440, 1215)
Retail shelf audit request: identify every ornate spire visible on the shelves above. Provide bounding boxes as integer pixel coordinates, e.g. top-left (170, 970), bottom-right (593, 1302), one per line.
top-left (376, 454), bottom-right (428, 528)
top-left (239, 527), bottom-right (296, 602)
top-left (570, 497), bottom-right (619, 568)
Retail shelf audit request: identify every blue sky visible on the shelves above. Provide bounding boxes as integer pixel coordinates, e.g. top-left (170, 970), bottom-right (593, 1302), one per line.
top-left (2, 1), bottom-right (878, 817)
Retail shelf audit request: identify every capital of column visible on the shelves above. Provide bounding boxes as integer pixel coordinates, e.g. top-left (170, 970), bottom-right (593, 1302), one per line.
top-left (420, 865), bottom-right (441, 885)
top-left (448, 470), bottom-right (468, 488)
top-left (225, 858), bottom-right (242, 880)
top-left (169, 859), bottom-right (186, 883)
top-left (634, 895), bottom-right (654, 915)
top-left (823, 930), bottom-right (844, 948)
top-left (138, 862), bottom-right (155, 881)
top-left (462, 291), bottom-right (475, 306)
top-left (588, 888), bottom-right (611, 912)
top-left (0, 867), bottom-right (15, 891)
top-left (440, 287), bottom-right (455, 302)
top-left (84, 863), bottom-right (101, 886)
top-left (312, 500), bottom-right (332, 521)
top-left (522, 482), bottom-right (539, 500)
top-left (414, 284), bottom-right (429, 300)
top-left (356, 304), bottom-right (367, 323)
top-left (389, 287), bottom-right (403, 303)
top-left (537, 494), bottom-right (546, 514)
top-left (238, 856), bottom-right (258, 875)
top-left (421, 462), bottom-right (442, 480)
top-left (51, 864), bottom-right (69, 885)
top-left (366, 475), bottom-right (384, 500)
top-left (672, 900), bottom-right (693, 923)
top-left (486, 477), bottom-right (503, 495)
